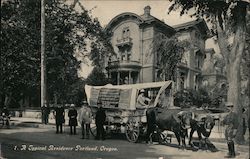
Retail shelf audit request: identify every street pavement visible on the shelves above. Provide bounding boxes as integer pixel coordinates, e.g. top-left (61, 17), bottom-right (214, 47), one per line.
top-left (0, 117), bottom-right (249, 159)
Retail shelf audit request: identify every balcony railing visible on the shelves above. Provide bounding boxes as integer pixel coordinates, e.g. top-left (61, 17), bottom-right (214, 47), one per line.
top-left (107, 60), bottom-right (141, 69)
top-left (116, 37), bottom-right (132, 47)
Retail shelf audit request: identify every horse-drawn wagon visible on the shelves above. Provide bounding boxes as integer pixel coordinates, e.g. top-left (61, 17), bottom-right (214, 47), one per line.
top-left (84, 81), bottom-right (174, 142)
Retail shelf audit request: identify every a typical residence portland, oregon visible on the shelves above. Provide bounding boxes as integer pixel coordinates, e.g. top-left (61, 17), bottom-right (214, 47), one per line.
top-left (104, 6), bottom-right (226, 91)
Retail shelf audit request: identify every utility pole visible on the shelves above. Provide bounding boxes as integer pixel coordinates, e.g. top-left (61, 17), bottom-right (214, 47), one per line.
top-left (41, 0), bottom-right (46, 123)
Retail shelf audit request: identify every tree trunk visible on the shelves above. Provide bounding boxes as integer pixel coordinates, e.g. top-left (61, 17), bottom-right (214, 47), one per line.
top-left (226, 3), bottom-right (247, 144)
top-left (216, 2), bottom-right (247, 143)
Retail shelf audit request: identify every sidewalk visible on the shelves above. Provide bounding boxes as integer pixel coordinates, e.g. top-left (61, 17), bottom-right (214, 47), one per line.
top-left (10, 117), bottom-right (56, 128)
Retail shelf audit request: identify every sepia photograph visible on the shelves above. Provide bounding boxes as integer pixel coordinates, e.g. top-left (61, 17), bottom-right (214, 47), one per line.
top-left (0, 0), bottom-right (249, 159)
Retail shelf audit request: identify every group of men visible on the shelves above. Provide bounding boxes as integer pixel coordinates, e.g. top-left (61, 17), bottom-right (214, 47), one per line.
top-left (52, 101), bottom-right (106, 140)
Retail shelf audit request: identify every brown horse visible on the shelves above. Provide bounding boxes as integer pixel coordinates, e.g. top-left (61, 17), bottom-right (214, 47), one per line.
top-left (146, 107), bottom-right (193, 148)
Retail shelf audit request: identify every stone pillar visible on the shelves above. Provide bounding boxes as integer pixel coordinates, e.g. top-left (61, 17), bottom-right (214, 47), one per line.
top-left (128, 71), bottom-right (131, 84)
top-left (176, 68), bottom-right (180, 91)
top-left (117, 71), bottom-right (120, 85)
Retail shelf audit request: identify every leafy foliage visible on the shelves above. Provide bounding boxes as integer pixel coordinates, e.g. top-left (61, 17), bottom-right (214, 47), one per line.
top-left (174, 88), bottom-right (210, 108)
top-left (1, 0), bottom-right (41, 108)
top-left (85, 67), bottom-right (109, 86)
top-left (152, 33), bottom-right (189, 81)
top-left (168, 0), bottom-right (248, 34)
top-left (1, 0), bottom-right (112, 107)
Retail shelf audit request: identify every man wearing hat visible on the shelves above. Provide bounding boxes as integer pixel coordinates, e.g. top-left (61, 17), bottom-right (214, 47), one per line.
top-left (78, 101), bottom-right (92, 139)
top-left (54, 104), bottom-right (65, 134)
top-left (68, 104), bottom-right (78, 135)
top-left (136, 89), bottom-right (151, 108)
top-left (222, 102), bottom-right (239, 158)
top-left (95, 102), bottom-right (106, 140)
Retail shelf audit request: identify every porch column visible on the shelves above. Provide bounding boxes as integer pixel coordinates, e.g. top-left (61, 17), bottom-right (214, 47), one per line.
top-left (176, 68), bottom-right (180, 91)
top-left (128, 71), bottom-right (131, 84)
top-left (117, 71), bottom-right (120, 85)
top-left (108, 71), bottom-right (111, 79)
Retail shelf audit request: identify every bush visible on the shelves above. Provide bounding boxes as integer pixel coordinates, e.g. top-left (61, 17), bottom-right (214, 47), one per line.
top-left (174, 88), bottom-right (210, 108)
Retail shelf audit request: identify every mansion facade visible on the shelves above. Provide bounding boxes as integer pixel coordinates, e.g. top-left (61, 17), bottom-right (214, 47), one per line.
top-left (104, 6), bottom-right (225, 91)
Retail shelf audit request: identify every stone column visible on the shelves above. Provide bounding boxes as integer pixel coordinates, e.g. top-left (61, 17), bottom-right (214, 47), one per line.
top-left (176, 68), bottom-right (180, 91)
top-left (128, 71), bottom-right (131, 84)
top-left (117, 71), bottom-right (120, 85)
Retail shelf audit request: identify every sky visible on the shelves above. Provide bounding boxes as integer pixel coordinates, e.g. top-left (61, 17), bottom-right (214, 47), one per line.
top-left (73, 0), bottom-right (218, 78)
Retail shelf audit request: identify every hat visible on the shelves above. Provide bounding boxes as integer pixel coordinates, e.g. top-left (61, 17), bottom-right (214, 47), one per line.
top-left (225, 102), bottom-right (234, 107)
top-left (140, 89), bottom-right (145, 93)
top-left (70, 104), bottom-right (75, 107)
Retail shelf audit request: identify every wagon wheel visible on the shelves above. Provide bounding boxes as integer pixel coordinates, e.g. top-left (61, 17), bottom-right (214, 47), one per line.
top-left (125, 116), bottom-right (140, 143)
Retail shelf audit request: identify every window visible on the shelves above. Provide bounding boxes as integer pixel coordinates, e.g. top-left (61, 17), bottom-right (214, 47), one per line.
top-left (122, 27), bottom-right (130, 38)
top-left (127, 53), bottom-right (131, 61)
top-left (180, 72), bottom-right (186, 90)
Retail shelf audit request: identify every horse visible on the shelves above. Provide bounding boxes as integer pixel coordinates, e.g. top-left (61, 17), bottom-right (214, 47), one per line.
top-left (146, 106), bottom-right (193, 148)
top-left (189, 114), bottom-right (215, 150)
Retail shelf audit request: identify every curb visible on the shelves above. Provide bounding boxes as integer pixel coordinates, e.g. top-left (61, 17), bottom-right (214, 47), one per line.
top-left (10, 120), bottom-right (55, 128)
top-left (10, 122), bottom-right (40, 128)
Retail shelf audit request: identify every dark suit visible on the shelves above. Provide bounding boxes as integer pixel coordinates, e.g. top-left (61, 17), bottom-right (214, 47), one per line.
top-left (54, 107), bottom-right (65, 133)
top-left (68, 108), bottom-right (78, 135)
top-left (95, 107), bottom-right (106, 140)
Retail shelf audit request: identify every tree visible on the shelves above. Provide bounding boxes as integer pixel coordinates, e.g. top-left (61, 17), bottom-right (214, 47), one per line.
top-left (1, 0), bottom-right (112, 107)
top-left (152, 33), bottom-right (189, 81)
top-left (168, 0), bottom-right (249, 143)
top-left (1, 0), bottom-right (41, 108)
top-left (86, 67), bottom-right (109, 86)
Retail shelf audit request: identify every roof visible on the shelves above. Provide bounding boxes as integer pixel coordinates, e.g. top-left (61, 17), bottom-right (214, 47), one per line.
top-left (105, 12), bottom-right (144, 32)
top-left (173, 19), bottom-right (211, 39)
top-left (105, 12), bottom-right (176, 35)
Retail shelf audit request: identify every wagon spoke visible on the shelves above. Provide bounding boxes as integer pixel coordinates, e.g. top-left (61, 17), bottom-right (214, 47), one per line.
top-left (125, 116), bottom-right (140, 143)
top-left (133, 132), bottom-right (138, 140)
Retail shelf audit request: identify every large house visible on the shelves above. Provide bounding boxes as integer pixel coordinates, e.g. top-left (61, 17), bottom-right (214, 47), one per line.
top-left (104, 6), bottom-right (211, 91)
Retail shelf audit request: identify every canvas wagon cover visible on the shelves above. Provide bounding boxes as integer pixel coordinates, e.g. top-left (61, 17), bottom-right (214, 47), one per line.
top-left (85, 81), bottom-right (172, 110)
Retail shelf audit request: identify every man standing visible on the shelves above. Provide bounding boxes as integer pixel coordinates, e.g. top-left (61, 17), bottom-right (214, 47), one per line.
top-left (44, 103), bottom-right (50, 125)
top-left (54, 105), bottom-right (65, 134)
top-left (1, 106), bottom-right (10, 128)
top-left (95, 102), bottom-right (106, 140)
top-left (68, 104), bottom-right (78, 135)
top-left (222, 102), bottom-right (239, 158)
top-left (78, 101), bottom-right (92, 139)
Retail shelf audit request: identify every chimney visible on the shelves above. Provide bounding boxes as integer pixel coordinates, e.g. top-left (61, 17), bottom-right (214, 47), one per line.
top-left (144, 6), bottom-right (151, 17)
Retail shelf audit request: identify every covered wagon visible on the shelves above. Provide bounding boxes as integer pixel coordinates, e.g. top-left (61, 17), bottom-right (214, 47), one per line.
top-left (85, 81), bottom-right (174, 142)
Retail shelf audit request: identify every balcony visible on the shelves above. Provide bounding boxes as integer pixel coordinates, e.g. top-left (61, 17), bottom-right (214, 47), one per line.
top-left (116, 37), bottom-right (133, 47)
top-left (107, 60), bottom-right (141, 70)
